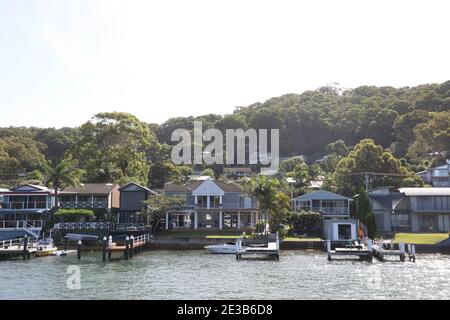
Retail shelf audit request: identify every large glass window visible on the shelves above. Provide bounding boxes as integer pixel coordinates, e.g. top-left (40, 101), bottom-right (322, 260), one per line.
top-left (210, 196), bottom-right (221, 208)
top-left (197, 196), bottom-right (208, 208)
top-left (197, 212), bottom-right (219, 228)
top-left (296, 200), bottom-right (310, 211)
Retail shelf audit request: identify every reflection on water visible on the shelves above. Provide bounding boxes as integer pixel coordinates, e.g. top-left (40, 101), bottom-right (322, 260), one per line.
top-left (0, 250), bottom-right (449, 300)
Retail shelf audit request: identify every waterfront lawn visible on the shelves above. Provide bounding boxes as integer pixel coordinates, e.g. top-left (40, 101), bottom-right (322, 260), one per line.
top-left (393, 233), bottom-right (449, 244)
top-left (283, 237), bottom-right (322, 242)
top-left (155, 230), bottom-right (245, 239)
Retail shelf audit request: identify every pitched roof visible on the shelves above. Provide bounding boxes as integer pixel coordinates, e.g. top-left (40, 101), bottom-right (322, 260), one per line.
top-left (118, 182), bottom-right (159, 195)
top-left (399, 187), bottom-right (450, 196)
top-left (8, 184), bottom-right (52, 193)
top-left (293, 190), bottom-right (352, 201)
top-left (164, 179), bottom-right (244, 193)
top-left (61, 183), bottom-right (119, 195)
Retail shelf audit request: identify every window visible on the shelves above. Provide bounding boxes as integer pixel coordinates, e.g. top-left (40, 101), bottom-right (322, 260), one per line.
top-left (392, 214), bottom-right (410, 227)
top-left (239, 195), bottom-right (252, 208)
top-left (296, 200), bottom-right (310, 211)
top-left (197, 196), bottom-right (208, 208)
top-left (210, 196), bottom-right (221, 208)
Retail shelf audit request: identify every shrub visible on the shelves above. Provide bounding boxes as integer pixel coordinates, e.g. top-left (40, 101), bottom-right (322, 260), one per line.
top-left (54, 208), bottom-right (95, 222)
top-left (288, 211), bottom-right (321, 234)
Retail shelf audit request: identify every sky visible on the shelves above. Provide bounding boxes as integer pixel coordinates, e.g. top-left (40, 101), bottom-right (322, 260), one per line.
top-left (0, 0), bottom-right (449, 128)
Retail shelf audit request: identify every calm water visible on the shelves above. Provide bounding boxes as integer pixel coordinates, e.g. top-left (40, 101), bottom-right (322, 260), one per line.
top-left (0, 250), bottom-right (449, 300)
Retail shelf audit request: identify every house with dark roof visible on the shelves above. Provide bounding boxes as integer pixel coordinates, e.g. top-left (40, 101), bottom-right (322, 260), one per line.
top-left (161, 178), bottom-right (259, 230)
top-left (117, 182), bottom-right (159, 224)
top-left (292, 190), bottom-right (358, 241)
top-left (0, 184), bottom-right (55, 240)
top-left (416, 160), bottom-right (450, 187)
top-left (59, 183), bottom-right (120, 211)
top-left (368, 186), bottom-right (450, 233)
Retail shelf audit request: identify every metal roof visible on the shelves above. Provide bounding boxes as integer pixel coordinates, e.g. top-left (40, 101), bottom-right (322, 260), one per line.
top-left (399, 188), bottom-right (450, 196)
top-left (293, 190), bottom-right (352, 201)
top-left (61, 183), bottom-right (119, 195)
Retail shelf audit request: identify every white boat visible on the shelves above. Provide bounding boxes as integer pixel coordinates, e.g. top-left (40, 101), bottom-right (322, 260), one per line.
top-left (205, 242), bottom-right (237, 254)
top-left (66, 233), bottom-right (98, 242)
top-left (36, 238), bottom-right (58, 257)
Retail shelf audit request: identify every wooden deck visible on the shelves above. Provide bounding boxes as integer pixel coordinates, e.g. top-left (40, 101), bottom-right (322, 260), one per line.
top-left (102, 234), bottom-right (151, 261)
top-left (326, 240), bottom-right (417, 262)
top-left (0, 237), bottom-right (37, 259)
top-left (236, 233), bottom-right (280, 260)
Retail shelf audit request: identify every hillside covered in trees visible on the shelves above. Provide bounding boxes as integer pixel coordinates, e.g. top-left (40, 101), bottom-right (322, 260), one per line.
top-left (1, 81), bottom-right (449, 195)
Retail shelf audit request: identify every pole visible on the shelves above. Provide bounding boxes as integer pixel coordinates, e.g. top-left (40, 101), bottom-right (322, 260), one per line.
top-left (102, 236), bottom-right (107, 262)
top-left (64, 236), bottom-right (68, 251)
top-left (22, 235), bottom-right (28, 260)
top-left (77, 240), bottom-right (82, 260)
top-left (129, 235), bottom-right (134, 259)
top-left (124, 236), bottom-right (129, 260)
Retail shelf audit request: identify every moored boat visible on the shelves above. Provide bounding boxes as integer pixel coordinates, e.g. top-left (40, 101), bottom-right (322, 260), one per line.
top-left (205, 242), bottom-right (237, 254)
top-left (35, 238), bottom-right (58, 257)
top-left (66, 233), bottom-right (99, 242)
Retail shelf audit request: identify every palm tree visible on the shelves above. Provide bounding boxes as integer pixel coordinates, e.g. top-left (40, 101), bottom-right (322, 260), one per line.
top-left (246, 175), bottom-right (280, 234)
top-left (45, 159), bottom-right (83, 210)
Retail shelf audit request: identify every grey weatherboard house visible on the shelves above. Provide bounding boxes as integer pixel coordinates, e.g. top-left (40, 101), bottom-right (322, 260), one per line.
top-left (292, 190), bottom-right (358, 241)
top-left (161, 178), bottom-right (259, 230)
top-left (117, 182), bottom-right (158, 224)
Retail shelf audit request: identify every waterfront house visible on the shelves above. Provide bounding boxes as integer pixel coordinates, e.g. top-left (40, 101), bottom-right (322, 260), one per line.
top-left (292, 190), bottom-right (358, 241)
top-left (117, 182), bottom-right (159, 224)
top-left (0, 184), bottom-right (55, 240)
top-left (59, 183), bottom-right (120, 212)
top-left (416, 160), bottom-right (450, 187)
top-left (368, 187), bottom-right (450, 233)
top-left (161, 178), bottom-right (259, 230)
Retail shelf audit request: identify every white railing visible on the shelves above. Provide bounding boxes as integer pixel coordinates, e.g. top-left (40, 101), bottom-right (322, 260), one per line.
top-left (312, 207), bottom-right (349, 215)
top-left (52, 222), bottom-right (111, 230)
top-left (59, 201), bottom-right (108, 209)
top-left (132, 233), bottom-right (151, 245)
top-left (111, 223), bottom-right (146, 231)
top-left (0, 220), bottom-right (43, 229)
top-left (1, 202), bottom-right (48, 210)
top-left (0, 237), bottom-right (37, 249)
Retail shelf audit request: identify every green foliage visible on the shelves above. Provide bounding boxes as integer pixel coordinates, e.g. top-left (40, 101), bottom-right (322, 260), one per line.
top-left (326, 140), bottom-right (349, 157)
top-left (356, 188), bottom-right (377, 238)
top-left (334, 139), bottom-right (419, 195)
top-left (287, 211), bottom-right (321, 235)
top-left (141, 195), bottom-right (186, 232)
top-left (201, 168), bottom-right (215, 178)
top-left (407, 111), bottom-right (450, 161)
top-left (68, 112), bottom-right (158, 185)
top-left (1, 81), bottom-right (449, 189)
top-left (54, 208), bottom-right (95, 222)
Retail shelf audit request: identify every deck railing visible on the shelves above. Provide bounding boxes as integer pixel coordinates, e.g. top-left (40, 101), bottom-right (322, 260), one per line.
top-left (0, 220), bottom-right (43, 229)
top-left (52, 222), bottom-right (111, 230)
top-left (111, 223), bottom-right (147, 231)
top-left (59, 201), bottom-right (108, 209)
top-left (312, 207), bottom-right (349, 215)
top-left (0, 237), bottom-right (37, 249)
top-left (1, 202), bottom-right (48, 210)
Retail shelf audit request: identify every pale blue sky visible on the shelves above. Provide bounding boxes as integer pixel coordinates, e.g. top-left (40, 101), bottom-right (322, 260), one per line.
top-left (0, 0), bottom-right (449, 128)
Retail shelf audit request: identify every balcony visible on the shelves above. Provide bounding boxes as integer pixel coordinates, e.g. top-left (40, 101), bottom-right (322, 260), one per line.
top-left (195, 204), bottom-right (223, 210)
top-left (312, 207), bottom-right (349, 216)
top-left (0, 202), bottom-right (48, 210)
top-left (59, 201), bottom-right (108, 209)
top-left (0, 220), bottom-right (43, 229)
